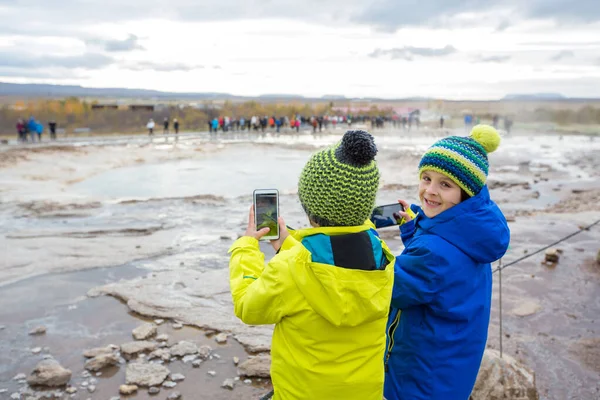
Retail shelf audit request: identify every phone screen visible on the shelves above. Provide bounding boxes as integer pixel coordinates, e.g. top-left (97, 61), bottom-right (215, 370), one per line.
top-left (255, 191), bottom-right (279, 239)
top-left (370, 203), bottom-right (405, 229)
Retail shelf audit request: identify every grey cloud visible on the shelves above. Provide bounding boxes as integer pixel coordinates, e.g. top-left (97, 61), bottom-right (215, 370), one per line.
top-left (122, 61), bottom-right (204, 71)
top-left (474, 55), bottom-right (511, 63)
top-left (85, 34), bottom-right (144, 52)
top-left (495, 20), bottom-right (511, 32)
top-left (0, 52), bottom-right (114, 69)
top-left (0, 68), bottom-right (83, 79)
top-left (369, 45), bottom-right (456, 61)
top-left (0, 0), bottom-right (598, 36)
top-left (103, 34), bottom-right (145, 52)
top-left (550, 50), bottom-right (575, 61)
top-left (353, 0), bottom-right (600, 31)
top-left (527, 1), bottom-right (600, 23)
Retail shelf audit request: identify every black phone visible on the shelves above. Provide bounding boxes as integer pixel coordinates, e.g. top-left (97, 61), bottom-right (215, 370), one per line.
top-left (370, 203), bottom-right (406, 229)
top-left (253, 189), bottom-right (280, 240)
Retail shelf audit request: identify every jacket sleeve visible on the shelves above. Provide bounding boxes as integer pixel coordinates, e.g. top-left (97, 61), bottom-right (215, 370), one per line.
top-left (228, 235), bottom-right (300, 325)
top-left (391, 237), bottom-right (445, 309)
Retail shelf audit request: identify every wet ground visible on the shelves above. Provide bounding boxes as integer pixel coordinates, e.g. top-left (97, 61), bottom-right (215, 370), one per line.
top-left (1, 127), bottom-right (599, 399)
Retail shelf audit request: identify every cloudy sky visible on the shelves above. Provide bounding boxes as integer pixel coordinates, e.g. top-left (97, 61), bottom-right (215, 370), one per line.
top-left (1, 0), bottom-right (599, 99)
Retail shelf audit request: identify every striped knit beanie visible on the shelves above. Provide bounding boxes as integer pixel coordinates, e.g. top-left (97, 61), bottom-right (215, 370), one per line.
top-left (418, 124), bottom-right (501, 197)
top-left (298, 130), bottom-right (380, 227)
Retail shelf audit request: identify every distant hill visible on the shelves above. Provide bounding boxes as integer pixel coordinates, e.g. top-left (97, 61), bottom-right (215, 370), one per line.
top-left (502, 93), bottom-right (567, 101)
top-left (0, 82), bottom-right (240, 100)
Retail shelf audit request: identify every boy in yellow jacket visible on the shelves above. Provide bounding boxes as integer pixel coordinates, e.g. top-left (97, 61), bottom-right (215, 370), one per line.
top-left (229, 130), bottom-right (395, 400)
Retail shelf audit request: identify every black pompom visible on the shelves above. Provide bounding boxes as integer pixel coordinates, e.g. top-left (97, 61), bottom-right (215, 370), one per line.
top-left (335, 130), bottom-right (377, 166)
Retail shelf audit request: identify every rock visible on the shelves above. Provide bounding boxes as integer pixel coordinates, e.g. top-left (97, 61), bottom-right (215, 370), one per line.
top-left (167, 392), bottom-right (181, 400)
top-left (192, 360), bottom-right (202, 368)
top-left (0, 389), bottom-right (7, 393)
top-left (13, 373), bottom-right (27, 381)
top-left (162, 381), bottom-right (177, 388)
top-left (207, 370), bottom-right (217, 377)
top-left (471, 349), bottom-right (539, 400)
top-left (170, 373), bottom-right (185, 382)
top-left (119, 384), bottom-right (138, 395)
top-left (27, 359), bottom-right (72, 387)
top-left (238, 354), bottom-right (271, 378)
top-left (110, 396), bottom-right (120, 400)
top-left (154, 319), bottom-right (164, 325)
top-left (148, 348), bottom-right (171, 362)
top-left (84, 353), bottom-right (119, 371)
top-left (156, 334), bottom-right (169, 342)
top-left (31, 347), bottom-right (42, 354)
top-left (222, 378), bottom-right (235, 390)
top-left (125, 363), bottom-right (170, 387)
top-left (244, 379), bottom-right (252, 384)
top-left (120, 341), bottom-right (157, 358)
top-left (132, 323), bottom-right (157, 340)
top-left (215, 333), bottom-right (228, 344)
top-left (148, 386), bottom-right (160, 394)
top-left (65, 386), bottom-right (77, 394)
top-left (512, 301), bottom-right (542, 317)
top-left (170, 341), bottom-right (198, 357)
top-left (233, 357), bottom-right (240, 365)
top-left (10, 393), bottom-right (19, 400)
top-left (197, 345), bottom-right (212, 360)
top-left (29, 326), bottom-right (47, 335)
top-left (0, 325), bottom-right (5, 330)
top-left (81, 380), bottom-right (89, 386)
top-left (544, 248), bottom-right (560, 263)
top-left (81, 371), bottom-right (91, 378)
top-left (213, 353), bottom-right (221, 359)
top-left (87, 385), bottom-right (96, 393)
top-left (83, 346), bottom-right (114, 358)
top-left (172, 323), bottom-right (183, 330)
top-left (182, 355), bottom-right (197, 363)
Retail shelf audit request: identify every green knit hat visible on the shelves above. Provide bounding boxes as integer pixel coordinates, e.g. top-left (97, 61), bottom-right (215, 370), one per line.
top-left (298, 130), bottom-right (380, 227)
top-left (418, 124), bottom-right (501, 196)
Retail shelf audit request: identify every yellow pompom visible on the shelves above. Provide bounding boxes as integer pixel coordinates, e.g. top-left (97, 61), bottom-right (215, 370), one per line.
top-left (470, 124), bottom-right (501, 153)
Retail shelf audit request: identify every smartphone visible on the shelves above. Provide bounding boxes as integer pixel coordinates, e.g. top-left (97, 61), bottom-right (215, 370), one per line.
top-left (253, 189), bottom-right (280, 240)
top-left (370, 203), bottom-right (405, 229)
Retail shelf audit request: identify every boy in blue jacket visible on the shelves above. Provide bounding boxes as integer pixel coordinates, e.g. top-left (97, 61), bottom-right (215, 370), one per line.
top-left (384, 125), bottom-right (510, 400)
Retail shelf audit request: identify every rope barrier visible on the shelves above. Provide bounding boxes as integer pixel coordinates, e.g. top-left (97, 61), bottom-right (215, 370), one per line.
top-left (493, 218), bottom-right (600, 274)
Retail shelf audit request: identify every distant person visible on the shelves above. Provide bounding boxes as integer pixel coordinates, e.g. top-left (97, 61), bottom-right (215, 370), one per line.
top-left (212, 118), bottom-right (219, 134)
top-left (492, 115), bottom-right (499, 129)
top-left (163, 118), bottom-right (169, 134)
top-left (440, 116), bottom-right (444, 129)
top-left (147, 118), bottom-right (155, 136)
top-left (16, 119), bottom-right (26, 142)
top-left (28, 116), bottom-right (37, 142)
top-left (173, 119), bottom-right (179, 134)
top-left (48, 120), bottom-right (57, 140)
top-left (504, 117), bottom-right (513, 134)
top-left (464, 114), bottom-right (473, 132)
top-left (35, 121), bottom-right (43, 141)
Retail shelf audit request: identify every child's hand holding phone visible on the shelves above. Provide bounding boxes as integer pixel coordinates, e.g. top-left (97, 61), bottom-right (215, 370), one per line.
top-left (244, 205), bottom-right (290, 252)
top-left (396, 199), bottom-right (414, 224)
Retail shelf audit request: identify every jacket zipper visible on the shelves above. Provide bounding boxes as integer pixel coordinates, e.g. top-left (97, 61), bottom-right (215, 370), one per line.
top-left (385, 308), bottom-right (401, 372)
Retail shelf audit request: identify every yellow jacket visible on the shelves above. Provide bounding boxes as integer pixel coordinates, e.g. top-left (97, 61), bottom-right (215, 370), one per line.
top-left (229, 223), bottom-right (395, 400)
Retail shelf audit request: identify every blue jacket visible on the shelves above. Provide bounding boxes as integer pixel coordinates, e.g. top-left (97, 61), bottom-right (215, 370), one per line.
top-left (384, 186), bottom-right (510, 400)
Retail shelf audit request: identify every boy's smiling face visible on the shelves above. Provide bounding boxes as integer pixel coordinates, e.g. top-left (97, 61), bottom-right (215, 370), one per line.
top-left (419, 170), bottom-right (463, 218)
